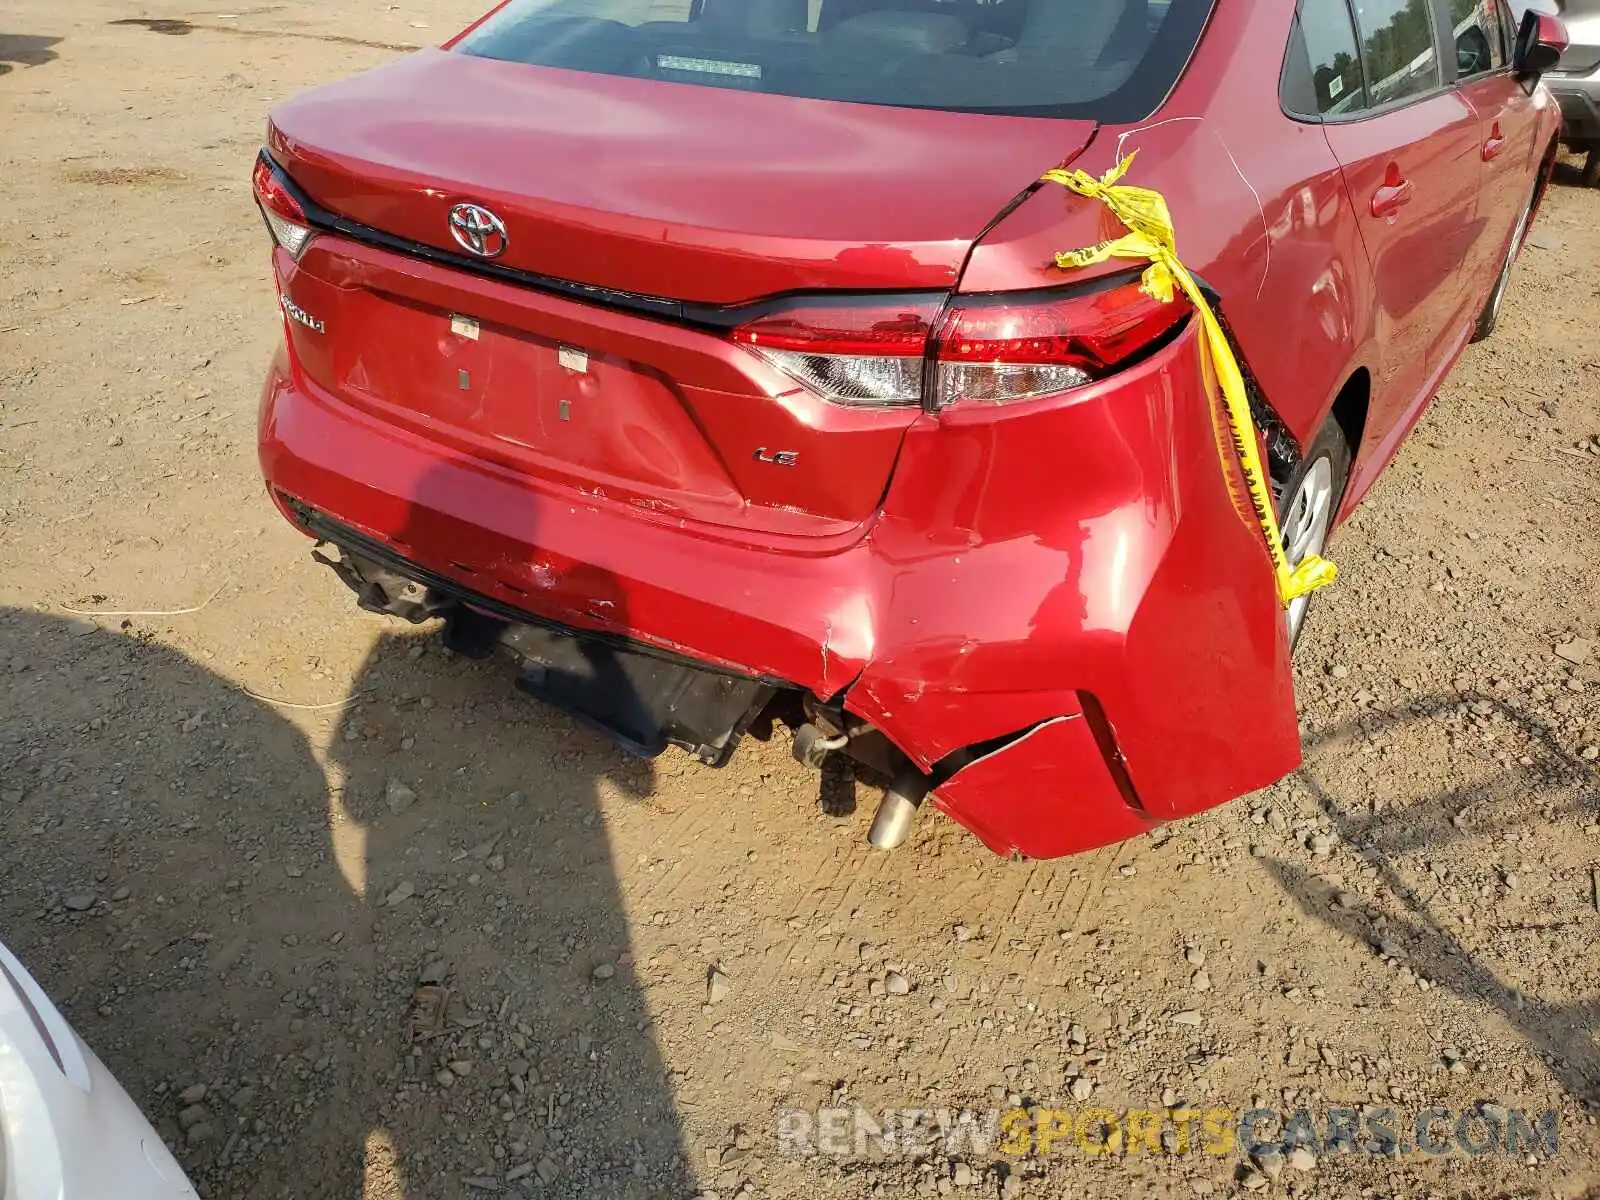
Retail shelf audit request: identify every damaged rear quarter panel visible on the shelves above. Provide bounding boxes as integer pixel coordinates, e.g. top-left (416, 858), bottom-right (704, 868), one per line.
top-left (848, 321), bottom-right (1301, 837)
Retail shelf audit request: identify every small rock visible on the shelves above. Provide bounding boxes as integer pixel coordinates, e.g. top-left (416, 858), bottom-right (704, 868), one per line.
top-left (1069, 1076), bottom-right (1094, 1101)
top-left (1239, 1168), bottom-right (1269, 1192)
top-left (185, 1121), bottom-right (215, 1145)
top-left (953, 924), bottom-right (972, 942)
top-left (1554, 639), bottom-right (1593, 666)
top-left (1288, 1147), bottom-right (1317, 1172)
top-left (63, 895), bottom-right (95, 912)
top-left (383, 880), bottom-right (416, 907)
top-left (177, 1103), bottom-right (211, 1130)
top-left (1328, 664), bottom-right (1350, 679)
top-left (177, 1083), bottom-right (208, 1106)
top-left (592, 962), bottom-right (616, 982)
top-left (385, 779), bottom-right (418, 815)
top-left (230, 1086), bottom-right (258, 1110)
top-left (1183, 946), bottom-right (1205, 967)
top-left (1252, 1148), bottom-right (1284, 1180)
top-left (449, 1060), bottom-right (473, 1077)
top-left (1191, 969), bottom-right (1212, 992)
top-left (707, 967), bottom-right (732, 1005)
top-left (885, 971), bottom-right (911, 996)
top-left (1170, 1010), bottom-right (1202, 1026)
top-left (1307, 832), bottom-right (1336, 858)
top-left (952, 1162), bottom-right (974, 1187)
top-left (418, 960), bottom-right (449, 986)
top-left (110, 886), bottom-right (131, 902)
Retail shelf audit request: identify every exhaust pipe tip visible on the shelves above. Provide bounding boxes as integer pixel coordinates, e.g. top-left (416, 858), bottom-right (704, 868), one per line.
top-left (868, 772), bottom-right (930, 851)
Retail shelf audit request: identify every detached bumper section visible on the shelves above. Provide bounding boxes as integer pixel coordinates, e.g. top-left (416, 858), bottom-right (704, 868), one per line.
top-left (260, 317), bottom-right (1300, 859)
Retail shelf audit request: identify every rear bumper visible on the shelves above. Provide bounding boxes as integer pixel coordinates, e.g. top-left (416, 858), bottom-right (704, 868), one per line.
top-left (259, 318), bottom-right (1300, 859)
top-left (1547, 70), bottom-right (1600, 143)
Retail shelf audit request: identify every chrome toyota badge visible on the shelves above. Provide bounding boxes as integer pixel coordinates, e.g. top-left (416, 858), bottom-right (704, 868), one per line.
top-left (448, 203), bottom-right (508, 259)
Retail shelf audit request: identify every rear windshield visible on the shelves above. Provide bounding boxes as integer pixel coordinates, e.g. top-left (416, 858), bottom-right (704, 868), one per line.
top-left (455, 0), bottom-right (1214, 121)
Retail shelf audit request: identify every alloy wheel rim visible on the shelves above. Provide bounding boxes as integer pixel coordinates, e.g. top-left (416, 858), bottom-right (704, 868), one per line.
top-left (1282, 456), bottom-right (1335, 644)
top-left (1488, 201), bottom-right (1531, 326)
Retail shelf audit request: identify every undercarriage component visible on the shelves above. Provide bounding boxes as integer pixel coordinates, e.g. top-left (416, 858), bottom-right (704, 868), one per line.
top-left (314, 546), bottom-right (450, 623)
top-left (310, 532), bottom-right (775, 767)
top-left (792, 722), bottom-right (849, 769)
top-left (500, 618), bottom-right (773, 765)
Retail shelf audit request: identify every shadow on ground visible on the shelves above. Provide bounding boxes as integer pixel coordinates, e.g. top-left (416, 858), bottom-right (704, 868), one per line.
top-left (0, 32), bottom-right (60, 75)
top-left (0, 596), bottom-right (691, 1198)
top-left (1259, 694), bottom-right (1600, 1108)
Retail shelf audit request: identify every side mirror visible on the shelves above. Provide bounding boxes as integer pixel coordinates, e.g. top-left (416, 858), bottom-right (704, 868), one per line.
top-left (1513, 9), bottom-right (1567, 75)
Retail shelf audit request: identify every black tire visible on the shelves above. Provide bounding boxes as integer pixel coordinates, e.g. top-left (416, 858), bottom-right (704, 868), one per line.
top-left (1582, 148), bottom-right (1600, 189)
top-left (1277, 418), bottom-right (1352, 650)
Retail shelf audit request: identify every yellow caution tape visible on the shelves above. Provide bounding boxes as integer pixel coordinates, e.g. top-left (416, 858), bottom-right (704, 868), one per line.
top-left (1041, 151), bottom-right (1336, 608)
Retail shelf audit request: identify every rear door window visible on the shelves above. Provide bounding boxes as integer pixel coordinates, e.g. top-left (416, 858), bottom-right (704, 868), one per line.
top-left (1348, 0), bottom-right (1442, 106)
top-left (454, 0), bottom-right (1216, 121)
top-left (1283, 0), bottom-right (1370, 116)
top-left (1449, 0), bottom-right (1507, 77)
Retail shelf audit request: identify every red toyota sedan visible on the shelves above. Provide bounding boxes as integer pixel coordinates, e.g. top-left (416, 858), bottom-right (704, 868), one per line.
top-left (255, 0), bottom-right (1564, 859)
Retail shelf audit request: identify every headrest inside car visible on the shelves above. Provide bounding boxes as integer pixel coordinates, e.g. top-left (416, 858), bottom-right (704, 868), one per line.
top-left (826, 11), bottom-right (969, 53)
top-left (699, 0), bottom-right (809, 34)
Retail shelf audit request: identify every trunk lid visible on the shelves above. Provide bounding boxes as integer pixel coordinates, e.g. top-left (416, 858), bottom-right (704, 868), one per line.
top-left (266, 50), bottom-right (1095, 533)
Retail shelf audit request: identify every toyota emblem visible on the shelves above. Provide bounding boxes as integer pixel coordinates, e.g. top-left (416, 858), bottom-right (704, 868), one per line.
top-left (448, 203), bottom-right (508, 259)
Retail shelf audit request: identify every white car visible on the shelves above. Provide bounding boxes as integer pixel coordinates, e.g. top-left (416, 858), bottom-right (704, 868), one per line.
top-left (0, 939), bottom-right (196, 1199)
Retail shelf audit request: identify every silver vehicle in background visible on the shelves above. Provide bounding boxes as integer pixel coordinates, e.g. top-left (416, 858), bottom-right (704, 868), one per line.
top-left (1538, 0), bottom-right (1600, 182)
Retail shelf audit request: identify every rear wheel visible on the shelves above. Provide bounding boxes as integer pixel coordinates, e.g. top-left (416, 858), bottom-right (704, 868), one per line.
top-left (1582, 148), bottom-right (1600, 189)
top-left (1471, 188), bottom-right (1534, 342)
top-left (1277, 419), bottom-right (1351, 649)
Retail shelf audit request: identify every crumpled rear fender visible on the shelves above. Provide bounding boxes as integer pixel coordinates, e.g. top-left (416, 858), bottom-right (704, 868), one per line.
top-left (847, 321), bottom-right (1300, 849)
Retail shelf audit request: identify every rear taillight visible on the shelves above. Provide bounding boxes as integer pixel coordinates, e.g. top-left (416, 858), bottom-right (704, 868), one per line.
top-left (730, 299), bottom-right (940, 407)
top-left (932, 282), bottom-right (1189, 409)
top-left (252, 155), bottom-right (313, 260)
top-left (730, 280), bottom-right (1189, 411)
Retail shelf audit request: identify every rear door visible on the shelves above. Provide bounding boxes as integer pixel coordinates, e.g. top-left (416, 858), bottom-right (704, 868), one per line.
top-left (1449, 0), bottom-right (1541, 285)
top-left (1306, 0), bottom-right (1484, 449)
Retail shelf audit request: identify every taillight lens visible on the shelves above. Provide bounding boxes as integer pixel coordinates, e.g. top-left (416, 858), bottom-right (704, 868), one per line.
top-left (729, 281), bottom-right (1188, 411)
top-left (252, 156), bottom-right (313, 259)
top-left (730, 300), bottom-right (940, 407)
top-left (932, 283), bottom-right (1189, 409)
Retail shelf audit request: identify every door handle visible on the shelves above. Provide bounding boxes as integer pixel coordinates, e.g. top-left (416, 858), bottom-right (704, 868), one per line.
top-left (1482, 122), bottom-right (1505, 161)
top-left (1371, 177), bottom-right (1414, 217)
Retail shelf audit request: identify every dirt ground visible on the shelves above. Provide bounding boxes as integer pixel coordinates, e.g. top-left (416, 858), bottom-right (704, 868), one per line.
top-left (2, 4), bottom-right (1598, 1199)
